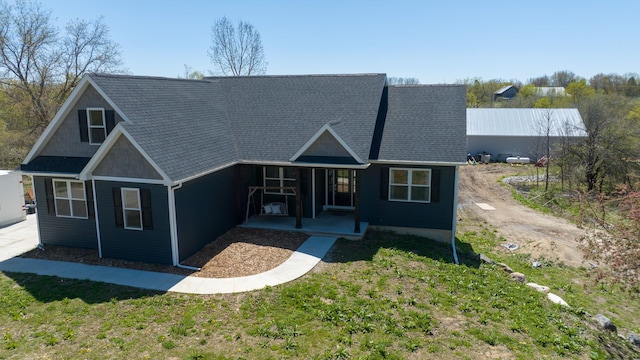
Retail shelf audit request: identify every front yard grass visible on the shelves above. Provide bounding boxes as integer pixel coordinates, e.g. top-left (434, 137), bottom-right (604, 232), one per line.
top-left (1, 230), bottom-right (639, 359)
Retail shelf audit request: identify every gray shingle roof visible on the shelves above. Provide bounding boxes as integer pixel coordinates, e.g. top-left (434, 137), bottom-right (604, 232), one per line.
top-left (211, 74), bottom-right (386, 164)
top-left (90, 74), bottom-right (238, 181)
top-left (378, 85), bottom-right (467, 163)
top-left (467, 108), bottom-right (586, 137)
top-left (85, 73), bottom-right (466, 182)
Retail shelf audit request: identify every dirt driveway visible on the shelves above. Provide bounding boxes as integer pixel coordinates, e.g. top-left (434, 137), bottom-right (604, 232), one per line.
top-left (457, 164), bottom-right (588, 267)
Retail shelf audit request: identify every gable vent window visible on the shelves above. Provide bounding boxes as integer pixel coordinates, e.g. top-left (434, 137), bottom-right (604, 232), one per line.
top-left (389, 168), bottom-right (431, 203)
top-left (78, 108), bottom-right (115, 144)
top-left (88, 108), bottom-right (106, 144)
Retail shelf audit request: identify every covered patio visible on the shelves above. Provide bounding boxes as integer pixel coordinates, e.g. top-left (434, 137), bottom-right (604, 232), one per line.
top-left (240, 211), bottom-right (368, 240)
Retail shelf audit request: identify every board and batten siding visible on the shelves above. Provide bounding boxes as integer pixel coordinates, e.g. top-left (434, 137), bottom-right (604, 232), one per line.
top-left (95, 180), bottom-right (172, 264)
top-left (33, 176), bottom-right (98, 249)
top-left (360, 164), bottom-right (455, 231)
top-left (174, 166), bottom-right (237, 262)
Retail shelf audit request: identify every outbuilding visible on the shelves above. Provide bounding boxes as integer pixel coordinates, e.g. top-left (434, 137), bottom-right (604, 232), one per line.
top-left (0, 170), bottom-right (26, 227)
top-left (467, 108), bottom-right (587, 162)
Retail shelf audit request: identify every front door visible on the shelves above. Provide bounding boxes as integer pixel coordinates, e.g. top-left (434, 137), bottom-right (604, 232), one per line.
top-left (326, 169), bottom-right (355, 209)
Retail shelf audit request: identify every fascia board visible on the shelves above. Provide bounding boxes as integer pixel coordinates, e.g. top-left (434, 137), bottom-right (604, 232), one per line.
top-left (23, 75), bottom-right (131, 164)
top-left (79, 126), bottom-right (172, 186)
top-left (289, 123), bottom-right (364, 164)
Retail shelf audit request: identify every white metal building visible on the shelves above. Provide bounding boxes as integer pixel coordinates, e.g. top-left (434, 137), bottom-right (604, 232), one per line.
top-left (467, 108), bottom-right (587, 162)
top-left (0, 170), bottom-right (25, 227)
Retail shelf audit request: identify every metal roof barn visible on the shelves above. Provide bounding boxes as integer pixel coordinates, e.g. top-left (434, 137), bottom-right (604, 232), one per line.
top-left (466, 108), bottom-right (587, 161)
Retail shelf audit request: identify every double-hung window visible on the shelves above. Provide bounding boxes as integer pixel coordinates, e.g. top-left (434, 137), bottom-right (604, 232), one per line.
top-left (87, 108), bottom-right (106, 144)
top-left (263, 167), bottom-right (295, 194)
top-left (121, 188), bottom-right (143, 230)
top-left (53, 180), bottom-right (88, 218)
top-left (389, 168), bottom-right (431, 203)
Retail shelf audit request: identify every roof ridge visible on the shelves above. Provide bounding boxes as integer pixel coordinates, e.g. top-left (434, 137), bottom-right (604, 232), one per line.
top-left (90, 73), bottom-right (216, 83)
top-left (389, 84), bottom-right (464, 88)
top-left (205, 73), bottom-right (386, 80)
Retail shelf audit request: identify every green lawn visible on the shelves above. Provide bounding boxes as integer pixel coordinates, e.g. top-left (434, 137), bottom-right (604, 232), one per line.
top-left (1, 229), bottom-right (638, 359)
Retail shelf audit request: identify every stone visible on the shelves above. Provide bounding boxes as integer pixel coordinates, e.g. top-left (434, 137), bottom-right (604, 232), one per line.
top-left (496, 262), bottom-right (513, 273)
top-left (628, 333), bottom-right (640, 348)
top-left (547, 293), bottom-right (569, 307)
top-left (479, 253), bottom-right (494, 264)
top-left (526, 282), bottom-right (550, 293)
top-left (510, 272), bottom-right (526, 283)
top-left (594, 314), bottom-right (617, 332)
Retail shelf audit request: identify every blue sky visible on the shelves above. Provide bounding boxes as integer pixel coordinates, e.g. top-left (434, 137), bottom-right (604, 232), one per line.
top-left (45, 0), bottom-right (639, 84)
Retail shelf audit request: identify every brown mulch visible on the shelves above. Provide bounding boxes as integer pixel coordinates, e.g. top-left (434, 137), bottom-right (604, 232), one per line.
top-left (21, 228), bottom-right (309, 279)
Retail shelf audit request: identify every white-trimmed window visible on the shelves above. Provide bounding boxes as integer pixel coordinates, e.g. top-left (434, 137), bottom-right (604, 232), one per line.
top-left (389, 168), bottom-right (431, 203)
top-left (87, 108), bottom-right (106, 144)
top-left (53, 180), bottom-right (88, 218)
top-left (263, 167), bottom-right (295, 194)
top-left (121, 188), bottom-right (142, 230)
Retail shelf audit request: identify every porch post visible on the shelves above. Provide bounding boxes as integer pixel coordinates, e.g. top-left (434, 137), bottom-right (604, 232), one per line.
top-left (354, 170), bottom-right (361, 233)
top-left (295, 168), bottom-right (302, 229)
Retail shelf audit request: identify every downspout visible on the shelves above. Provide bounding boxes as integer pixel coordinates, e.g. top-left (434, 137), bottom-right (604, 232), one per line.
top-left (451, 165), bottom-right (460, 265)
top-left (31, 175), bottom-right (44, 250)
top-left (167, 182), bottom-right (202, 271)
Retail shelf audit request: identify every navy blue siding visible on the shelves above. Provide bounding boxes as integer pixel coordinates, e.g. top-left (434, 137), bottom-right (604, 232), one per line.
top-left (235, 165), bottom-right (256, 224)
top-left (175, 166), bottom-right (237, 262)
top-left (33, 176), bottom-right (98, 249)
top-left (95, 181), bottom-right (172, 264)
top-left (360, 164), bottom-right (455, 230)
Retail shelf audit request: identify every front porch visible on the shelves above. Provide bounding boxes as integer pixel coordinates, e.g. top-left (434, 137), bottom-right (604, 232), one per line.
top-left (240, 211), bottom-right (368, 240)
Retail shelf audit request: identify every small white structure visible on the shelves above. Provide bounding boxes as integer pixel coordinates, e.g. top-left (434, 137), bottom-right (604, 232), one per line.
top-left (0, 170), bottom-right (26, 227)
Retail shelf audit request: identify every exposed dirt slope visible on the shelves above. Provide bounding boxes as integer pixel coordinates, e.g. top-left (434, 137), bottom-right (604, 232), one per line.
top-left (457, 164), bottom-right (588, 267)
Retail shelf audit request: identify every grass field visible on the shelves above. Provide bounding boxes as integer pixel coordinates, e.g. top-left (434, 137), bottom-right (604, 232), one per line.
top-left (1, 229), bottom-right (639, 359)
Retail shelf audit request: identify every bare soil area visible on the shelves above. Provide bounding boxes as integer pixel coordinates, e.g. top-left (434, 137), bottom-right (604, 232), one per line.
top-left (457, 163), bottom-right (588, 267)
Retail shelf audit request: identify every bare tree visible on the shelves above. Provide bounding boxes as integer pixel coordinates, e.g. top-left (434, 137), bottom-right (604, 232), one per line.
top-left (181, 64), bottom-right (205, 80)
top-left (209, 17), bottom-right (267, 76)
top-left (0, 0), bottom-right (122, 133)
top-left (387, 77), bottom-right (420, 85)
top-left (533, 108), bottom-right (554, 192)
top-left (550, 70), bottom-right (579, 87)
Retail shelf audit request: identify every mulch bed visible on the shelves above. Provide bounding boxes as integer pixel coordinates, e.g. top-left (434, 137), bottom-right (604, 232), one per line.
top-left (20, 228), bottom-right (309, 278)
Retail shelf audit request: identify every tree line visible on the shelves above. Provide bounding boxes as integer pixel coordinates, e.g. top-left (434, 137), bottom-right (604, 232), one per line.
top-left (462, 70), bottom-right (640, 194)
top-left (0, 0), bottom-right (270, 169)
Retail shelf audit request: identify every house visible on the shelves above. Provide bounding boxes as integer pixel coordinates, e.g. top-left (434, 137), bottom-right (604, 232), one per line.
top-left (466, 108), bottom-right (586, 162)
top-left (21, 73), bottom-right (467, 266)
top-left (535, 86), bottom-right (566, 97)
top-left (492, 85), bottom-right (519, 101)
top-left (0, 170), bottom-right (25, 227)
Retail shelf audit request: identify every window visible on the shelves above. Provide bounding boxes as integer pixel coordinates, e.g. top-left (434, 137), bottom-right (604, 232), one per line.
top-left (87, 108), bottom-right (106, 144)
top-left (389, 168), bottom-right (431, 203)
top-left (121, 188), bottom-right (142, 230)
top-left (53, 180), bottom-right (88, 218)
top-left (263, 167), bottom-right (295, 194)
top-left (113, 187), bottom-right (152, 230)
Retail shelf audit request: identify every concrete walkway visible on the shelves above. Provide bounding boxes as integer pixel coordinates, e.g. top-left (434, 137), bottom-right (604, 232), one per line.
top-left (0, 214), bottom-right (39, 262)
top-left (0, 235), bottom-right (337, 294)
